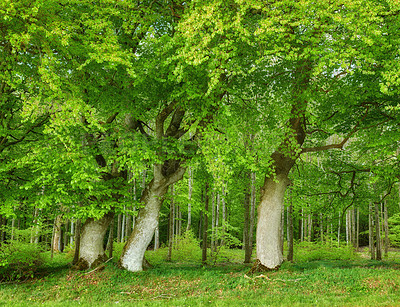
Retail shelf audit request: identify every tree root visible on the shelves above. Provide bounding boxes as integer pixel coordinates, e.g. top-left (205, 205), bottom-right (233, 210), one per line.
top-left (247, 259), bottom-right (280, 275)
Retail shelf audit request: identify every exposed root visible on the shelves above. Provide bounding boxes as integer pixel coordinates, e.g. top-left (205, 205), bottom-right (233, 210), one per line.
top-left (72, 254), bottom-right (108, 271)
top-left (247, 259), bottom-right (280, 275)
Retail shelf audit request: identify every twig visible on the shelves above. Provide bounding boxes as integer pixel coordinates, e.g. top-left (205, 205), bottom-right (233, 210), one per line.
top-left (84, 257), bottom-right (113, 275)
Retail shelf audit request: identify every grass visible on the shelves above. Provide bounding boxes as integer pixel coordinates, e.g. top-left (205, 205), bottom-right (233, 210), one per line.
top-left (2, 247), bottom-right (400, 306)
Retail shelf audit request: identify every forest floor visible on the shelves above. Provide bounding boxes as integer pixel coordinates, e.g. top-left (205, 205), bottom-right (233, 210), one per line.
top-left (1, 247), bottom-right (400, 306)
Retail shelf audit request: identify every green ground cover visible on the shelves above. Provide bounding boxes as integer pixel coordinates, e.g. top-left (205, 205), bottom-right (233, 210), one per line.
top-left (1, 246), bottom-right (400, 306)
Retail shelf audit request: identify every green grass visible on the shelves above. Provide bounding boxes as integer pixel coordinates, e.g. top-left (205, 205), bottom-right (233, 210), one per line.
top-left (2, 248), bottom-right (400, 306)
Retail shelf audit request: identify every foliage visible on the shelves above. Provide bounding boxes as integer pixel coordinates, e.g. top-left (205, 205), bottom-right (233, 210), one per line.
top-left (173, 230), bottom-right (202, 262)
top-left (388, 213), bottom-right (400, 248)
top-left (0, 229), bottom-right (44, 282)
top-left (294, 241), bottom-right (359, 262)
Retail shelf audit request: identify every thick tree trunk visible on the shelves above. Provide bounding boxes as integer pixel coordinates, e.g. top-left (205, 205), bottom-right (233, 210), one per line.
top-left (119, 166), bottom-right (185, 272)
top-left (73, 212), bottom-right (114, 270)
top-left (255, 174), bottom-right (289, 269)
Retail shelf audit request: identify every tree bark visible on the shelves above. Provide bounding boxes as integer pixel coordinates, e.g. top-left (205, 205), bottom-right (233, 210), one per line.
top-left (119, 166), bottom-right (185, 272)
top-left (384, 200), bottom-right (389, 257)
top-left (202, 183), bottom-right (209, 265)
top-left (106, 217), bottom-right (114, 258)
top-left (287, 203), bottom-right (294, 262)
top-left (243, 177), bottom-right (251, 263)
top-left (255, 174), bottom-right (290, 269)
top-left (369, 202), bottom-right (375, 260)
top-left (52, 215), bottom-right (63, 254)
top-left (186, 166), bottom-right (192, 231)
top-left (167, 186), bottom-right (175, 262)
top-left (249, 173), bottom-right (256, 252)
top-left (73, 212), bottom-right (114, 270)
top-left (374, 202), bottom-right (382, 260)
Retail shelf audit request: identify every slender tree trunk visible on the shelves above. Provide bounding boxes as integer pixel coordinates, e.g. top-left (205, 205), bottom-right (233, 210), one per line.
top-left (356, 207), bottom-right (359, 251)
top-left (337, 211), bottom-right (341, 246)
top-left (202, 183), bottom-right (209, 265)
top-left (243, 177), bottom-right (251, 263)
top-left (249, 173), bottom-right (256, 253)
top-left (167, 187), bottom-right (175, 262)
top-left (351, 207), bottom-right (356, 248)
top-left (375, 203), bottom-right (382, 260)
top-left (154, 224), bottom-right (159, 251)
top-left (72, 219), bottom-right (82, 265)
top-left (52, 215), bottom-right (63, 254)
top-left (369, 202), bottom-right (376, 260)
top-left (307, 214), bottom-right (312, 242)
top-left (301, 208), bottom-right (304, 242)
top-left (11, 217), bottom-right (15, 241)
top-left (384, 200), bottom-right (389, 257)
top-left (187, 166), bottom-right (192, 231)
top-left (106, 217), bottom-right (114, 258)
top-left (221, 186), bottom-right (227, 246)
top-left (117, 214), bottom-right (122, 243)
top-left (346, 210), bottom-right (350, 245)
top-left (287, 203), bottom-right (294, 262)
top-left (70, 220), bottom-right (75, 246)
top-left (211, 190), bottom-right (215, 254)
top-left (31, 207), bottom-right (40, 244)
top-left (281, 205), bottom-right (285, 254)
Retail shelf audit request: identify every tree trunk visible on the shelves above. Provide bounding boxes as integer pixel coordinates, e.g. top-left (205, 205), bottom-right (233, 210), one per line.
top-left (369, 202), bottom-right (375, 260)
top-left (117, 214), bottom-right (122, 243)
top-left (287, 203), bottom-right (294, 262)
top-left (73, 212), bottom-right (114, 270)
top-left (154, 224), bottom-right (159, 251)
top-left (72, 219), bottom-right (82, 265)
top-left (167, 187), bottom-right (175, 262)
top-left (384, 200), bottom-right (389, 257)
top-left (202, 183), bottom-right (209, 265)
top-left (356, 207), bottom-right (359, 251)
top-left (186, 166), bottom-right (192, 231)
top-left (243, 178), bottom-right (251, 263)
top-left (249, 173), bottom-right (256, 253)
top-left (119, 166), bottom-right (185, 272)
top-left (255, 174), bottom-right (289, 269)
top-left (106, 217), bottom-right (114, 258)
top-left (221, 186), bottom-right (227, 246)
top-left (211, 190), bottom-right (215, 254)
top-left (374, 202), bottom-right (382, 260)
top-left (52, 215), bottom-right (63, 254)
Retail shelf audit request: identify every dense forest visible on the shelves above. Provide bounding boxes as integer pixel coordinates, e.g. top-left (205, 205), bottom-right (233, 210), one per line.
top-left (1, 0), bottom-right (400, 279)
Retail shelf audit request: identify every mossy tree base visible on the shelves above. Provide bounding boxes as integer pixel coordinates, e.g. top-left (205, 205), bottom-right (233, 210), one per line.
top-left (72, 254), bottom-right (108, 271)
top-left (248, 259), bottom-right (281, 275)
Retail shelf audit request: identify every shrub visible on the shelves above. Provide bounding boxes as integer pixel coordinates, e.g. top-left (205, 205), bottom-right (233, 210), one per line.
top-left (173, 230), bottom-right (202, 262)
top-left (294, 241), bottom-right (359, 262)
top-left (0, 229), bottom-right (44, 282)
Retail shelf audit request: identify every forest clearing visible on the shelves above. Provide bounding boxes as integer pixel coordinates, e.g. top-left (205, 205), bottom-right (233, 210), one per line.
top-left (2, 1), bottom-right (400, 306)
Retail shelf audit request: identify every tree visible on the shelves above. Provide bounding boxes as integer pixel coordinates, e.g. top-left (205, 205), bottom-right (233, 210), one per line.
top-left (179, 0), bottom-right (400, 270)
